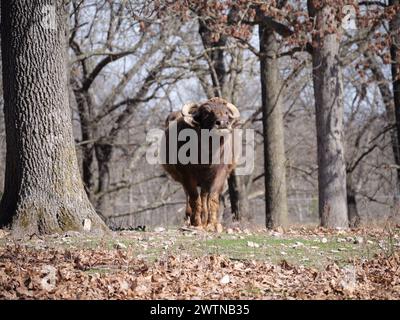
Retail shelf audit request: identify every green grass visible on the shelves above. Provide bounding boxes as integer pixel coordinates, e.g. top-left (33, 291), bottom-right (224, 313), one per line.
top-left (194, 234), bottom-right (377, 267)
top-left (0, 228), bottom-right (395, 270)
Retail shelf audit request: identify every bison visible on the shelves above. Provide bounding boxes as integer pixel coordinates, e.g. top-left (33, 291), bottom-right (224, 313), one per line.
top-left (162, 97), bottom-right (241, 231)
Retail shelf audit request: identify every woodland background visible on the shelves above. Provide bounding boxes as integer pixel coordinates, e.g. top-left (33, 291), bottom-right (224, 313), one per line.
top-left (0, 0), bottom-right (399, 230)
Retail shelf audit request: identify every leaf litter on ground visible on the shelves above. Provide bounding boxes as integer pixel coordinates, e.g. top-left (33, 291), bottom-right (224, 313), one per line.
top-left (1, 226), bottom-right (400, 299)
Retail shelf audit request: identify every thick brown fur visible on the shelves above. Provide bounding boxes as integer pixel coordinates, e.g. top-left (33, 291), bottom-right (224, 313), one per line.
top-left (162, 98), bottom-right (240, 231)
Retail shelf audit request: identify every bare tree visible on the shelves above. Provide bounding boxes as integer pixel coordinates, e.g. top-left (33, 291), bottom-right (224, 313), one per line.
top-left (259, 24), bottom-right (289, 228)
top-left (308, 1), bottom-right (348, 228)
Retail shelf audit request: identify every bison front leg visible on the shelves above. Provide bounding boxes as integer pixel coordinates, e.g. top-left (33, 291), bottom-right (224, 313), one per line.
top-left (207, 192), bottom-right (219, 225)
top-left (184, 192), bottom-right (192, 225)
top-left (207, 192), bottom-right (223, 232)
top-left (189, 194), bottom-right (202, 227)
top-left (200, 190), bottom-right (209, 227)
top-left (182, 179), bottom-right (202, 227)
top-left (206, 169), bottom-right (228, 232)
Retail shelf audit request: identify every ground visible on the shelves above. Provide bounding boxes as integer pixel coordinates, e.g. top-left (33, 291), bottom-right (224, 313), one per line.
top-left (0, 225), bottom-right (400, 299)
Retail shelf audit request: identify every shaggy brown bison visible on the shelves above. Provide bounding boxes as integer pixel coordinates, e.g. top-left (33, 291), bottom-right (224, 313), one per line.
top-left (162, 97), bottom-right (241, 231)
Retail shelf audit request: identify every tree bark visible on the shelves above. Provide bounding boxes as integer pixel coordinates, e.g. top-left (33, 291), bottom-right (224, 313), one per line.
top-left (259, 25), bottom-right (288, 228)
top-left (308, 1), bottom-right (348, 228)
top-left (0, 0), bottom-right (107, 236)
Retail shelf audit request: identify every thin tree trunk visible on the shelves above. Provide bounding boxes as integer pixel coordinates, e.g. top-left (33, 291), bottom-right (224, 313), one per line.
top-left (199, 20), bottom-right (226, 98)
top-left (390, 0), bottom-right (400, 212)
top-left (226, 170), bottom-right (250, 221)
top-left (259, 25), bottom-right (288, 228)
top-left (0, 0), bottom-right (107, 236)
top-left (346, 173), bottom-right (360, 228)
top-left (94, 142), bottom-right (113, 221)
top-left (73, 89), bottom-right (95, 202)
top-left (308, 1), bottom-right (348, 228)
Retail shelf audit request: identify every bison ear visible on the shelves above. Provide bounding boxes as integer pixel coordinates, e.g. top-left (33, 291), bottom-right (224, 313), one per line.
top-left (165, 112), bottom-right (179, 128)
top-left (181, 102), bottom-right (199, 127)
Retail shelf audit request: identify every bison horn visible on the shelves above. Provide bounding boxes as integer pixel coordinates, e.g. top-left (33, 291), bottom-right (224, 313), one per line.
top-left (181, 102), bottom-right (199, 127)
top-left (226, 102), bottom-right (240, 119)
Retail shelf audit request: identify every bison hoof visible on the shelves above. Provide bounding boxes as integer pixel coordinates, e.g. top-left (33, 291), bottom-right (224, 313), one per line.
top-left (191, 216), bottom-right (202, 227)
top-left (184, 217), bottom-right (191, 226)
top-left (215, 223), bottom-right (223, 233)
top-left (206, 223), bottom-right (223, 233)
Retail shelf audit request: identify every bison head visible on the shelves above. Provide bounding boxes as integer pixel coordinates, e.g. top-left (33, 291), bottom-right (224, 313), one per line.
top-left (181, 97), bottom-right (240, 131)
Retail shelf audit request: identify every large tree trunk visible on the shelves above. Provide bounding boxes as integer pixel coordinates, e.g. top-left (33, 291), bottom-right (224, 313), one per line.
top-left (0, 0), bottom-right (107, 236)
top-left (390, 0), bottom-right (400, 213)
top-left (308, 1), bottom-right (348, 228)
top-left (259, 25), bottom-right (288, 228)
top-left (199, 20), bottom-right (249, 221)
